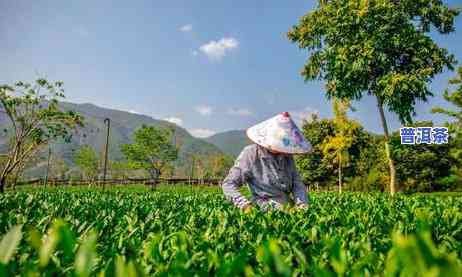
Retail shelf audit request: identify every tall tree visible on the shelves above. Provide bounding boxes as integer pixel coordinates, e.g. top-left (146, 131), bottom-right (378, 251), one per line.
top-left (188, 153), bottom-right (200, 182)
top-left (49, 157), bottom-right (69, 180)
top-left (296, 114), bottom-right (338, 189)
top-left (322, 99), bottom-right (359, 192)
top-left (121, 125), bottom-right (178, 187)
top-left (74, 145), bottom-right (99, 182)
top-left (208, 153), bottom-right (234, 180)
top-left (288, 0), bottom-right (459, 195)
top-left (297, 113), bottom-right (373, 191)
top-left (0, 79), bottom-right (83, 192)
top-left (193, 155), bottom-right (207, 184)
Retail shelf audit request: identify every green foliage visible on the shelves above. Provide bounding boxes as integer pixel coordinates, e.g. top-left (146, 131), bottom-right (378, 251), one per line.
top-left (436, 174), bottom-right (462, 191)
top-left (288, 0), bottom-right (459, 124)
top-left (322, 99), bottom-right (355, 163)
top-left (187, 152), bottom-right (234, 180)
top-left (296, 114), bottom-right (375, 190)
top-left (49, 157), bottom-right (69, 179)
top-left (73, 145), bottom-right (99, 181)
top-left (432, 66), bottom-right (462, 169)
top-left (110, 161), bottom-right (131, 179)
top-left (432, 66), bottom-right (462, 124)
top-left (322, 99), bottom-right (360, 191)
top-left (349, 166), bottom-right (388, 192)
top-left (0, 225), bottom-right (22, 264)
top-left (390, 121), bottom-right (457, 192)
top-left (0, 79), bottom-right (83, 190)
top-left (74, 231), bottom-right (97, 277)
top-left (0, 101), bottom-right (225, 179)
top-left (296, 115), bottom-right (337, 187)
top-left (0, 80), bottom-right (83, 144)
top-left (121, 125), bottom-right (178, 181)
top-left (0, 187), bottom-right (461, 275)
top-left (385, 231), bottom-right (462, 276)
top-left (297, 115), bottom-right (460, 192)
top-left (207, 153), bottom-right (234, 179)
top-left (288, 0), bottom-right (460, 195)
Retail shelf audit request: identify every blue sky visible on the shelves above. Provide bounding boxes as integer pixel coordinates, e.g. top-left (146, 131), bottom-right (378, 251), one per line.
top-left (1, 0), bottom-right (461, 138)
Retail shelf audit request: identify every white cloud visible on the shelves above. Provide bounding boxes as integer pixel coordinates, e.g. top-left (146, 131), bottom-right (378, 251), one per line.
top-left (289, 107), bottom-right (320, 127)
top-left (164, 116), bottom-right (183, 126)
top-left (179, 24), bottom-right (193, 32)
top-left (189, 128), bottom-right (216, 138)
top-left (199, 37), bottom-right (239, 61)
top-left (227, 108), bottom-right (253, 116)
top-left (195, 105), bottom-right (213, 116)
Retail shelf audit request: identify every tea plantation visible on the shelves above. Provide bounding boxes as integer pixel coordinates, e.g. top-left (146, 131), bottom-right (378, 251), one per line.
top-left (0, 186), bottom-right (461, 276)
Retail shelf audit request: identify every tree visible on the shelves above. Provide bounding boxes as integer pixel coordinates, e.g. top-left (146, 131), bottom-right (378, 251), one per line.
top-left (0, 79), bottom-right (83, 192)
top-left (183, 152), bottom-right (233, 183)
top-left (110, 161), bottom-right (131, 180)
top-left (186, 152), bottom-right (233, 184)
top-left (296, 115), bottom-right (337, 190)
top-left (432, 66), bottom-right (462, 167)
top-left (322, 99), bottom-right (359, 192)
top-left (348, 134), bottom-right (389, 192)
top-left (121, 125), bottom-right (178, 187)
top-left (296, 113), bottom-right (374, 191)
top-left (4, 144), bottom-right (41, 189)
top-left (288, 0), bottom-right (459, 195)
top-left (74, 145), bottom-right (99, 182)
top-left (208, 153), bottom-right (234, 180)
top-left (187, 153), bottom-right (199, 183)
top-left (390, 121), bottom-right (456, 192)
top-left (49, 157), bottom-right (69, 180)
top-left (192, 154), bottom-right (207, 184)
top-left (160, 163), bottom-right (175, 179)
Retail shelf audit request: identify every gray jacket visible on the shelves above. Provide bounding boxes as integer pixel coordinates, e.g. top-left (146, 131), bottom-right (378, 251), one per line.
top-left (222, 144), bottom-right (309, 210)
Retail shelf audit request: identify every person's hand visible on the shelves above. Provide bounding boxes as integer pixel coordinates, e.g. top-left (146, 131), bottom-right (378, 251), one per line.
top-left (242, 204), bottom-right (253, 213)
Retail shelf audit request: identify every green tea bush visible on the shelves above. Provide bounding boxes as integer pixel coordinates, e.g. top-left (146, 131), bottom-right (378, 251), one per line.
top-left (0, 187), bottom-right (461, 276)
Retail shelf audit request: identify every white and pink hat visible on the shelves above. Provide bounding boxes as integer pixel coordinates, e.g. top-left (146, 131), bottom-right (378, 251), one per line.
top-left (246, 112), bottom-right (312, 154)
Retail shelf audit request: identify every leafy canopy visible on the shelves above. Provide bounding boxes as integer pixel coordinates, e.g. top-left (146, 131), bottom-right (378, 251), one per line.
top-left (322, 99), bottom-right (359, 166)
top-left (288, 0), bottom-right (459, 124)
top-left (432, 67), bottom-right (462, 123)
top-left (0, 79), bottom-right (83, 189)
top-left (0, 79), bottom-right (83, 144)
top-left (389, 121), bottom-right (455, 192)
top-left (73, 145), bottom-right (99, 180)
top-left (296, 114), bottom-right (373, 188)
top-left (121, 125), bottom-right (178, 178)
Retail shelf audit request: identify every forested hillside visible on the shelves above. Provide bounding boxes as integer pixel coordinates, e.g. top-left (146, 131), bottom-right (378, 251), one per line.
top-left (0, 102), bottom-right (224, 178)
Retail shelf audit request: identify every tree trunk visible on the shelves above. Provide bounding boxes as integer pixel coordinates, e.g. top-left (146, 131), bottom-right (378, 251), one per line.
top-left (149, 168), bottom-right (159, 190)
top-left (338, 153), bottom-right (342, 193)
top-left (0, 176), bottom-right (6, 193)
top-left (376, 95), bottom-right (397, 195)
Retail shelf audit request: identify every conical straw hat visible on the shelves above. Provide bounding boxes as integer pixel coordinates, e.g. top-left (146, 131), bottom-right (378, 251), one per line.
top-left (246, 112), bottom-right (311, 154)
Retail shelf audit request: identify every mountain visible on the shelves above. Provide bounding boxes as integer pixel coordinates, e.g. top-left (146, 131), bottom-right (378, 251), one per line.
top-left (0, 102), bottom-right (223, 178)
top-left (204, 130), bottom-right (252, 157)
